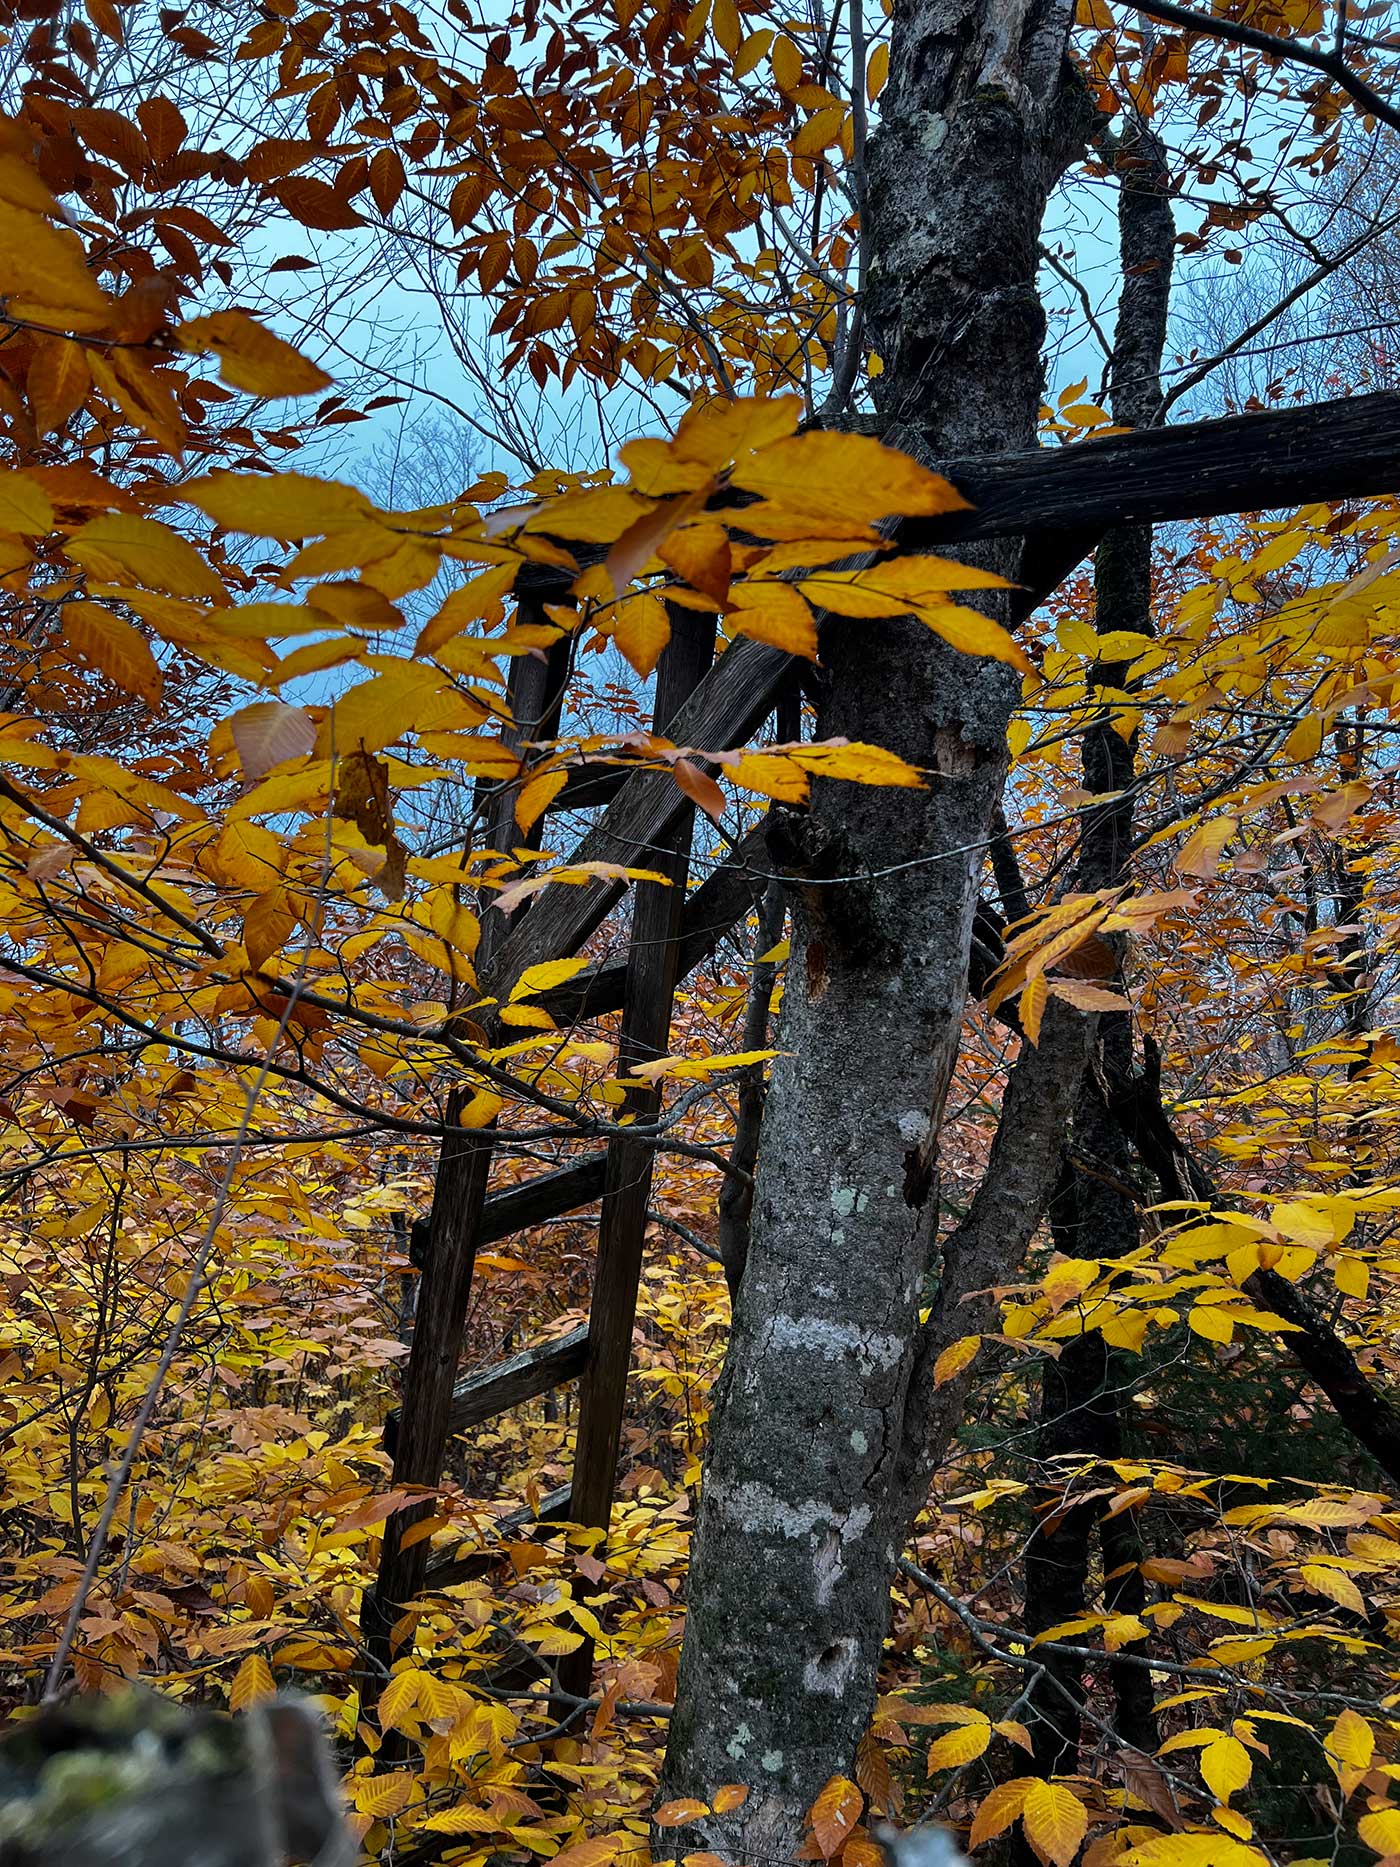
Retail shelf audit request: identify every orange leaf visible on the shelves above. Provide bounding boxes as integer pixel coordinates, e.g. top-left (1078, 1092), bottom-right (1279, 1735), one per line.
top-left (808, 1777), bottom-right (862, 1859)
top-left (674, 757), bottom-right (726, 824)
top-left (654, 1799), bottom-right (711, 1828)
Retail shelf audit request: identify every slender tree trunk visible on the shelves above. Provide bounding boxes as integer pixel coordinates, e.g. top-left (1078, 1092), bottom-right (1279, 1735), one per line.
top-left (658, 2), bottom-right (1088, 1847)
top-left (1014, 120), bottom-right (1173, 1805)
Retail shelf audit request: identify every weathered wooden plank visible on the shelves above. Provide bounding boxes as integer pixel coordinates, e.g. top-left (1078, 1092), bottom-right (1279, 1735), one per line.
top-left (388, 1156), bottom-right (607, 1455)
top-left (482, 636), bottom-right (791, 998)
top-left (556, 609), bottom-right (716, 1709)
top-left (547, 765), bottom-right (632, 813)
top-left (361, 1088), bottom-right (493, 1697)
top-left (480, 1153), bottom-right (608, 1243)
top-left (423, 1483), bottom-right (574, 1590)
top-left (450, 1323), bottom-right (589, 1431)
top-left (538, 821), bottom-right (770, 1024)
top-left (907, 389), bottom-right (1400, 548)
top-left (407, 1153), bottom-right (608, 1273)
top-left (385, 1315), bottom-right (593, 1455)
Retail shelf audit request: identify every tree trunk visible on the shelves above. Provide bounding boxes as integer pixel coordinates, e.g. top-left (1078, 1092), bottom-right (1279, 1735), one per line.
top-left (658, 0), bottom-right (1085, 1848)
top-left (1015, 119), bottom-right (1173, 1808)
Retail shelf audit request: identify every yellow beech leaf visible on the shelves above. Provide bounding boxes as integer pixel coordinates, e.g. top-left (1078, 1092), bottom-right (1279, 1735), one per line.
top-left (932, 1335), bottom-right (980, 1387)
top-left (229, 1652), bottom-right (275, 1711)
top-left (1122, 1837), bottom-right (1270, 1865)
top-left (515, 765), bottom-right (568, 835)
top-left (799, 556), bottom-right (1009, 613)
top-left (727, 580), bottom-right (818, 657)
top-left (674, 756), bottom-right (727, 824)
top-left (417, 561), bottom-right (519, 654)
top-left (1326, 1706), bottom-right (1374, 1772)
top-left (377, 1670), bottom-right (429, 1734)
top-left (1103, 1613), bottom-right (1150, 1651)
top-left (610, 590), bottom-right (671, 678)
top-left (770, 31), bottom-right (803, 91)
top-left (178, 309), bottom-right (331, 396)
top-left (0, 198), bottom-right (110, 328)
top-left (926, 1721), bottom-right (991, 1771)
top-left (1048, 979), bottom-right (1132, 1013)
top-left (661, 521), bottom-right (732, 603)
top-left (28, 337), bottom-right (91, 435)
top-left (920, 602), bottom-right (1034, 673)
top-left (1043, 1256), bottom-right (1099, 1313)
top-left (550, 1837), bottom-right (621, 1867)
top-left (61, 601), bottom-right (163, 706)
top-left (67, 514), bottom-right (226, 601)
top-left (182, 470), bottom-right (373, 540)
top-left (1358, 1807), bottom-right (1400, 1854)
top-left (792, 106), bottom-right (846, 158)
top-left (1020, 1780), bottom-right (1087, 1867)
top-left (355, 1772), bottom-right (416, 1818)
top-left (0, 470), bottom-right (55, 535)
top-left (808, 1776), bottom-right (862, 1859)
top-left (730, 751), bottom-right (810, 803)
top-left (307, 581), bottom-right (401, 633)
top-left (244, 887), bottom-right (300, 972)
top-left (969, 1779), bottom-right (1030, 1848)
top-left (1021, 973), bottom-right (1048, 1045)
top-left (422, 1806), bottom-right (499, 1835)
top-left (1270, 1197), bottom-right (1351, 1248)
top-left (511, 956), bottom-right (591, 1001)
top-left (525, 484), bottom-right (651, 542)
top-left (732, 432), bottom-right (969, 525)
top-left (1301, 1563), bottom-right (1365, 1616)
top-left (213, 821), bottom-right (285, 890)
top-left (734, 27), bottom-right (773, 75)
top-left (209, 602), bottom-right (328, 639)
top-left (88, 350), bottom-right (186, 457)
top-left (1187, 1303), bottom-right (1235, 1345)
top-left (1175, 816), bottom-right (1236, 878)
top-left (866, 39), bottom-right (889, 98)
top-left (790, 741), bottom-right (923, 787)
top-left (1200, 1735), bottom-right (1252, 1803)
top-left (230, 702), bottom-right (317, 780)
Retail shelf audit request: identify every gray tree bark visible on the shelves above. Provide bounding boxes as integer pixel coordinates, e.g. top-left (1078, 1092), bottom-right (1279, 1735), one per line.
top-left (657, 0), bottom-right (1089, 1851)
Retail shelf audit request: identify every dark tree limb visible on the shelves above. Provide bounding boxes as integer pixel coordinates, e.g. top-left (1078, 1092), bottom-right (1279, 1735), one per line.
top-left (1016, 121), bottom-right (1173, 1808)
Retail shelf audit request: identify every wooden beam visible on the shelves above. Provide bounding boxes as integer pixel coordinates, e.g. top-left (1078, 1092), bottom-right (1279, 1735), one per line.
top-left (386, 1322), bottom-right (589, 1455)
top-left (557, 607), bottom-right (716, 1708)
top-left (905, 389), bottom-right (1400, 548)
top-left (482, 638), bottom-right (792, 998)
top-left (547, 765), bottom-right (632, 813)
top-left (538, 822), bottom-right (770, 1024)
top-left (449, 1323), bottom-right (589, 1431)
top-left (361, 1089), bottom-right (493, 1700)
top-left (478, 1153), bottom-right (607, 1243)
top-left (423, 1483), bottom-right (574, 1590)
top-left (387, 1156), bottom-right (606, 1455)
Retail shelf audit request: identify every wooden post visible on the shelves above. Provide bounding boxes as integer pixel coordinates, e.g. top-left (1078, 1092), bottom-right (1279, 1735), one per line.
top-left (361, 1087), bottom-right (493, 1707)
top-left (556, 610), bottom-right (716, 1707)
top-left (361, 596), bottom-right (580, 1730)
